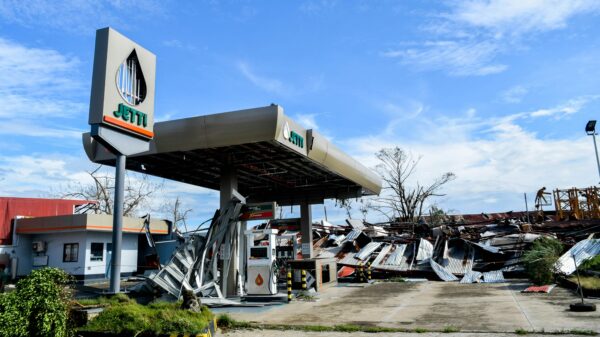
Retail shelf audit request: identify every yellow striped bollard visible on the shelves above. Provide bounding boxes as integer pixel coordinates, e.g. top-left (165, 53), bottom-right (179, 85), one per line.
top-left (367, 261), bottom-right (372, 281)
top-left (301, 269), bottom-right (307, 290)
top-left (358, 262), bottom-right (364, 283)
top-left (287, 271), bottom-right (292, 302)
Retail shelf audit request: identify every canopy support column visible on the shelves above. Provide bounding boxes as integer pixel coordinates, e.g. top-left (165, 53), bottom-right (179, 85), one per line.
top-left (300, 202), bottom-right (313, 259)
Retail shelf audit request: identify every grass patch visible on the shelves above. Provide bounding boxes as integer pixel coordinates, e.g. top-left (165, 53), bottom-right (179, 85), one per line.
top-left (414, 327), bottom-right (429, 333)
top-left (561, 329), bottom-right (598, 336)
top-left (443, 326), bottom-right (461, 333)
top-left (515, 328), bottom-right (530, 335)
top-left (568, 276), bottom-right (600, 290)
top-left (294, 291), bottom-right (316, 301)
top-left (76, 293), bottom-right (134, 307)
top-left (79, 295), bottom-right (213, 335)
top-left (386, 277), bottom-right (406, 283)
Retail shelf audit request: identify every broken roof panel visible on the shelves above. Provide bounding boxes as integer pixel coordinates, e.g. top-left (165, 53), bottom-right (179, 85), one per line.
top-left (555, 239), bottom-right (600, 275)
top-left (482, 270), bottom-right (505, 283)
top-left (430, 259), bottom-right (459, 282)
top-left (355, 242), bottom-right (382, 260)
top-left (438, 240), bottom-right (474, 275)
top-left (460, 270), bottom-right (482, 284)
top-left (346, 219), bottom-right (365, 231)
top-left (416, 238), bottom-right (433, 261)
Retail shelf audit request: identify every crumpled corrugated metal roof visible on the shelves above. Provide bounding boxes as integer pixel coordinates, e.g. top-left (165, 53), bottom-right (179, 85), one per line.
top-left (555, 239), bottom-right (600, 275)
top-left (416, 238), bottom-right (433, 261)
top-left (385, 244), bottom-right (407, 266)
top-left (438, 240), bottom-right (474, 275)
top-left (371, 244), bottom-right (393, 266)
top-left (345, 229), bottom-right (362, 242)
top-left (430, 259), bottom-right (459, 282)
top-left (372, 243), bottom-right (412, 271)
top-left (460, 270), bottom-right (482, 283)
top-left (482, 270), bottom-right (505, 283)
top-left (355, 242), bottom-right (382, 260)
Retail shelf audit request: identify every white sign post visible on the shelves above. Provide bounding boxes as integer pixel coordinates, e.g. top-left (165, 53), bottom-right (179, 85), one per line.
top-left (88, 27), bottom-right (156, 293)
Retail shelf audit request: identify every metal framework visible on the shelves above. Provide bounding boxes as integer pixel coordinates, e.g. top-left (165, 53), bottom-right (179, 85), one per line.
top-left (554, 187), bottom-right (600, 221)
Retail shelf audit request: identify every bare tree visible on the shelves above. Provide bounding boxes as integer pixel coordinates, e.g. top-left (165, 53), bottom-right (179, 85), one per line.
top-left (370, 147), bottom-right (455, 223)
top-left (62, 165), bottom-right (163, 216)
top-left (161, 196), bottom-right (192, 232)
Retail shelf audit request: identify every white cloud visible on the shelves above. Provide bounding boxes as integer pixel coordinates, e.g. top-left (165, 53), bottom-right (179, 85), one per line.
top-left (0, 37), bottom-right (80, 93)
top-left (383, 40), bottom-right (507, 76)
top-left (450, 0), bottom-right (600, 36)
top-left (0, 37), bottom-right (85, 138)
top-left (237, 61), bottom-right (290, 96)
top-left (340, 102), bottom-right (597, 217)
top-left (526, 95), bottom-right (599, 118)
top-left (0, 0), bottom-right (165, 34)
top-left (501, 85), bottom-right (528, 103)
top-left (385, 1), bottom-right (600, 77)
top-left (295, 113), bottom-right (319, 130)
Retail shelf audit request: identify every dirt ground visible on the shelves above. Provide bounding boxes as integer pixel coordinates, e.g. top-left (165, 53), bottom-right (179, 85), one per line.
top-left (216, 280), bottom-right (600, 333)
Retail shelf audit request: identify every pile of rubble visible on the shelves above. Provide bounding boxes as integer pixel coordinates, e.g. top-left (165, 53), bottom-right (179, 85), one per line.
top-left (307, 214), bottom-right (600, 284)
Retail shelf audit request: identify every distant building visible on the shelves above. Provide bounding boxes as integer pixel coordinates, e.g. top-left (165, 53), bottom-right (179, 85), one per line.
top-left (0, 197), bottom-right (172, 282)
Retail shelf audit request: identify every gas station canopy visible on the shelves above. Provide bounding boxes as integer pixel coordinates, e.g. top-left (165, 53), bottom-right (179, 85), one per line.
top-left (83, 105), bottom-right (381, 205)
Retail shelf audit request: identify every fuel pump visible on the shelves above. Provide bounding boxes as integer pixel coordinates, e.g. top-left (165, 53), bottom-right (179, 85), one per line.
top-left (244, 229), bottom-right (278, 295)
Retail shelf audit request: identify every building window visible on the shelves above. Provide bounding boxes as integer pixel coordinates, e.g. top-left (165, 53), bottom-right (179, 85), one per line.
top-left (90, 242), bottom-right (103, 261)
top-left (63, 243), bottom-right (78, 262)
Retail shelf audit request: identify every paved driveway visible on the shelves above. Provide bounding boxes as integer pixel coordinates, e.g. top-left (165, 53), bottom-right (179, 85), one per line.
top-left (220, 281), bottom-right (600, 333)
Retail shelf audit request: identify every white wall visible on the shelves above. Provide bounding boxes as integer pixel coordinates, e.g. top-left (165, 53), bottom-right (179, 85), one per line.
top-left (2, 231), bottom-right (140, 278)
top-left (84, 232), bottom-right (138, 276)
top-left (31, 232), bottom-right (87, 275)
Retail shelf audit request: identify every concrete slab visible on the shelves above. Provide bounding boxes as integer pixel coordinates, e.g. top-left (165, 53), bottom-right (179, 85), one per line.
top-left (220, 280), bottom-right (600, 333)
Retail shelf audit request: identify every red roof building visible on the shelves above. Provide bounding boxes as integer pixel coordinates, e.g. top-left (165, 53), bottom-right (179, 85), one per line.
top-left (0, 197), bottom-right (92, 245)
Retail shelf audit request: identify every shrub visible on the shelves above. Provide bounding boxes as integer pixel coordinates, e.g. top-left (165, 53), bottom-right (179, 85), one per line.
top-left (579, 255), bottom-right (600, 272)
top-left (0, 267), bottom-right (74, 337)
top-left (522, 237), bottom-right (564, 285)
top-left (82, 296), bottom-right (212, 335)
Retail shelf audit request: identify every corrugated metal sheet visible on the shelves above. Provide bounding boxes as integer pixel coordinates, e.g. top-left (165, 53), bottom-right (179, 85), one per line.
top-left (316, 246), bottom-right (342, 259)
top-left (371, 244), bottom-right (393, 266)
top-left (346, 219), bottom-right (365, 231)
top-left (416, 238), bottom-right (433, 261)
top-left (482, 270), bottom-right (505, 283)
top-left (355, 242), bottom-right (382, 260)
top-left (345, 229), bottom-right (362, 242)
top-left (555, 239), bottom-right (600, 275)
top-left (438, 240), bottom-right (474, 275)
top-left (430, 259), bottom-right (458, 282)
top-left (338, 251), bottom-right (361, 266)
top-left (373, 243), bottom-right (412, 272)
top-left (467, 240), bottom-right (502, 254)
top-left (460, 270), bottom-right (482, 283)
top-left (522, 284), bottom-right (555, 293)
top-left (385, 244), bottom-right (407, 266)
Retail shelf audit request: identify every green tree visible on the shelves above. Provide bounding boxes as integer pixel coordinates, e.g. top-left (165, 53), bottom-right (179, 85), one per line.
top-left (522, 237), bottom-right (564, 285)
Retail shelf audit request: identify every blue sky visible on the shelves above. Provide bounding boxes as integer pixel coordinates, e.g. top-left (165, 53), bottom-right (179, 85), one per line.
top-left (1, 0), bottom-right (600, 225)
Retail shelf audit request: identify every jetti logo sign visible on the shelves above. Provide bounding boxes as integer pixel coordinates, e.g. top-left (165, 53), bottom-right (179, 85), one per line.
top-left (282, 121), bottom-right (304, 148)
top-left (89, 27), bottom-right (156, 141)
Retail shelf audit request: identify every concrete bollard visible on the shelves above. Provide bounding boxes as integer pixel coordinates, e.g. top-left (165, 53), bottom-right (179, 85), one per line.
top-left (287, 271), bottom-right (292, 302)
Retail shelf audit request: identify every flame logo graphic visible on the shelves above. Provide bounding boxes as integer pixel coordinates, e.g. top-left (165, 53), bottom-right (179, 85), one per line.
top-left (255, 273), bottom-right (264, 286)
